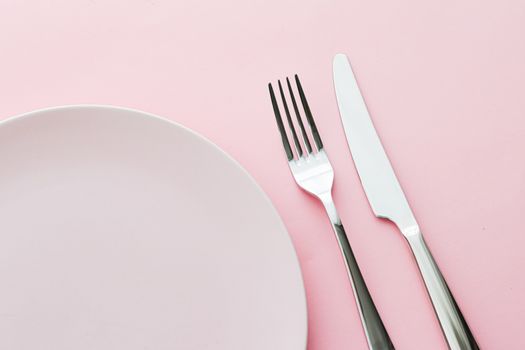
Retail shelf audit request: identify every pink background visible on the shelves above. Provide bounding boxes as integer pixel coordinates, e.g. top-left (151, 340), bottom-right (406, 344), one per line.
top-left (1, 0), bottom-right (524, 349)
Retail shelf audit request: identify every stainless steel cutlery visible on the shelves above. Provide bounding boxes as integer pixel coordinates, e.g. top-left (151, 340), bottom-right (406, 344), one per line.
top-left (333, 53), bottom-right (478, 350)
top-left (268, 76), bottom-right (394, 350)
top-left (267, 55), bottom-right (478, 349)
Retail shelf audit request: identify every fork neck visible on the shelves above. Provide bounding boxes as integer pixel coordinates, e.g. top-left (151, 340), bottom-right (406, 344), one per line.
top-left (318, 192), bottom-right (341, 225)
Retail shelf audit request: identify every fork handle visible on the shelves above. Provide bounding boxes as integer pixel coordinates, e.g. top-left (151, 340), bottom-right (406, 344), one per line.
top-left (320, 194), bottom-right (394, 350)
top-left (406, 231), bottom-right (479, 350)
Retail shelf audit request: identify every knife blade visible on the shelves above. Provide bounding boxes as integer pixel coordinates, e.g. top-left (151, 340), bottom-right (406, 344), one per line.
top-left (333, 53), bottom-right (479, 350)
top-left (332, 53), bottom-right (417, 234)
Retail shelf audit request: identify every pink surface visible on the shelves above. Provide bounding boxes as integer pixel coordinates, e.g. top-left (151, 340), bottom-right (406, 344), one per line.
top-left (0, 0), bottom-right (524, 348)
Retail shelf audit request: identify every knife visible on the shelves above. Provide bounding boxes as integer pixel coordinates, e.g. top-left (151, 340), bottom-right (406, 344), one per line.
top-left (333, 53), bottom-right (478, 350)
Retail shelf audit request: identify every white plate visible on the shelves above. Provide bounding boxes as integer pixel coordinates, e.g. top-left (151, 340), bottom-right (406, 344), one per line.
top-left (0, 106), bottom-right (307, 349)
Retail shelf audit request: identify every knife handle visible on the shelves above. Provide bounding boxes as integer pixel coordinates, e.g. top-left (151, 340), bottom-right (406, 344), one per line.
top-left (406, 231), bottom-right (478, 350)
top-left (320, 194), bottom-right (395, 350)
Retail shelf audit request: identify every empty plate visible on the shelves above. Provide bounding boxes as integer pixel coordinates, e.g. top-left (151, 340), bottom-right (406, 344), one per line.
top-left (0, 106), bottom-right (307, 349)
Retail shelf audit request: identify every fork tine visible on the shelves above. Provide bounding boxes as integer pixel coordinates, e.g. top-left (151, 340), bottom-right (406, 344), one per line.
top-left (278, 80), bottom-right (303, 157)
top-left (295, 74), bottom-right (323, 150)
top-left (268, 83), bottom-right (294, 161)
top-left (286, 77), bottom-right (313, 154)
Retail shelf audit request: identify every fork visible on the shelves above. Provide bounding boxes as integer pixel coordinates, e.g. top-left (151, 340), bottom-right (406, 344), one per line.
top-left (268, 75), bottom-right (394, 350)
